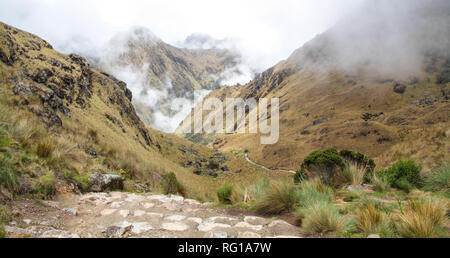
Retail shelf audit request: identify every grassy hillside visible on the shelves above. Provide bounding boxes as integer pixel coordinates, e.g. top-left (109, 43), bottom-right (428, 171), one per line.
top-left (0, 22), bottom-right (285, 205)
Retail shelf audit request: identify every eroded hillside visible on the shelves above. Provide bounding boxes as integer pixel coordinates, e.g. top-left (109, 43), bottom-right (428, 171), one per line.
top-left (0, 22), bottom-right (281, 204)
top-left (176, 0), bottom-right (450, 173)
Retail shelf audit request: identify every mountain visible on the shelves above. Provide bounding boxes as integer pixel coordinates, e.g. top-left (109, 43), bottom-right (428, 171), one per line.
top-left (176, 0), bottom-right (450, 172)
top-left (93, 27), bottom-right (248, 132)
top-left (0, 22), bottom-right (275, 203)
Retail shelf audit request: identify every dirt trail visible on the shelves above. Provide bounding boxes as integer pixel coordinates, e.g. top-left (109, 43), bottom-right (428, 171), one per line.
top-left (4, 192), bottom-right (302, 238)
top-left (245, 153), bottom-right (296, 174)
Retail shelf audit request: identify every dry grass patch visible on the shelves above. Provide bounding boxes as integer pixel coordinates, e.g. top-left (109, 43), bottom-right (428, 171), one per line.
top-left (253, 180), bottom-right (299, 215)
top-left (396, 199), bottom-right (447, 238)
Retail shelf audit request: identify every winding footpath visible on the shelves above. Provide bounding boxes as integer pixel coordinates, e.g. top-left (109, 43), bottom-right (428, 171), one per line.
top-left (4, 192), bottom-right (302, 238)
top-left (245, 153), bottom-right (296, 174)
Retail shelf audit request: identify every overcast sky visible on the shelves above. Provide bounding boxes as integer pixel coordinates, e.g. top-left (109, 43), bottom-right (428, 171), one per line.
top-left (0, 0), bottom-right (364, 71)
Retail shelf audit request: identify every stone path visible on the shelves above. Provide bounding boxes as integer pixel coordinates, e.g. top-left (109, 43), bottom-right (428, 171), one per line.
top-left (5, 192), bottom-right (302, 238)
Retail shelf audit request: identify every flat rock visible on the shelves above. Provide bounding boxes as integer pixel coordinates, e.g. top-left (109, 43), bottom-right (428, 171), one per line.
top-left (129, 222), bottom-right (154, 234)
top-left (100, 209), bottom-right (117, 216)
top-left (142, 203), bottom-right (155, 209)
top-left (161, 222), bottom-right (190, 231)
top-left (267, 220), bottom-right (299, 236)
top-left (62, 208), bottom-right (78, 216)
top-left (244, 216), bottom-right (267, 225)
top-left (4, 226), bottom-right (38, 236)
top-left (237, 231), bottom-right (262, 238)
top-left (119, 210), bottom-right (130, 218)
top-left (41, 229), bottom-right (80, 238)
top-left (198, 222), bottom-right (231, 232)
top-left (165, 215), bottom-right (186, 221)
top-left (204, 231), bottom-right (228, 238)
top-left (133, 210), bottom-right (146, 217)
top-left (234, 222), bottom-right (263, 231)
top-left (110, 202), bottom-right (125, 208)
top-left (186, 217), bottom-right (203, 225)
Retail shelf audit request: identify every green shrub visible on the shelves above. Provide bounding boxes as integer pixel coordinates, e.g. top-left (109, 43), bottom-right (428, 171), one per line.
top-left (36, 140), bottom-right (54, 158)
top-left (436, 69), bottom-right (450, 84)
top-left (377, 159), bottom-right (422, 190)
top-left (423, 163), bottom-right (449, 193)
top-left (161, 172), bottom-right (186, 196)
top-left (31, 173), bottom-right (56, 198)
top-left (208, 159), bottom-right (219, 170)
top-left (339, 150), bottom-right (376, 173)
top-left (294, 170), bottom-right (311, 184)
top-left (217, 183), bottom-right (233, 205)
top-left (301, 149), bottom-right (345, 184)
top-left (0, 224), bottom-right (5, 238)
top-left (254, 181), bottom-right (299, 215)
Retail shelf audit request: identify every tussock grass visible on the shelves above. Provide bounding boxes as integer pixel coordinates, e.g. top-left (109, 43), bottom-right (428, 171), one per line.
top-left (336, 161), bottom-right (369, 187)
top-left (300, 201), bottom-right (348, 235)
top-left (254, 180), bottom-right (299, 215)
top-left (423, 162), bottom-right (449, 193)
top-left (371, 173), bottom-right (391, 192)
top-left (356, 203), bottom-right (388, 234)
top-left (161, 172), bottom-right (186, 197)
top-left (396, 199), bottom-right (447, 238)
top-left (36, 139), bottom-right (54, 158)
top-left (0, 153), bottom-right (19, 192)
top-left (217, 183), bottom-right (233, 205)
top-left (0, 204), bottom-right (12, 239)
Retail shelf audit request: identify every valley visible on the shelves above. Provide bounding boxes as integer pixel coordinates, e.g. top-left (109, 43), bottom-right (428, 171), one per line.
top-left (0, 0), bottom-right (449, 239)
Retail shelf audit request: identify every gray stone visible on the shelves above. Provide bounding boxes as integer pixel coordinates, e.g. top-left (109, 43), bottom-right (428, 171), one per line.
top-left (62, 208), bottom-right (78, 216)
top-left (104, 225), bottom-right (133, 238)
top-left (41, 229), bottom-right (80, 238)
top-left (88, 172), bottom-right (124, 192)
top-left (161, 222), bottom-right (190, 231)
top-left (237, 231), bottom-right (262, 238)
top-left (368, 234), bottom-right (381, 238)
top-left (4, 226), bottom-right (39, 236)
top-left (204, 231), bottom-right (228, 238)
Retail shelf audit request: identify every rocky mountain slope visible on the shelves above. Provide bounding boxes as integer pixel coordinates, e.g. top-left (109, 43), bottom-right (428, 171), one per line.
top-left (94, 27), bottom-right (245, 131)
top-left (0, 22), bottom-right (278, 205)
top-left (176, 0), bottom-right (450, 172)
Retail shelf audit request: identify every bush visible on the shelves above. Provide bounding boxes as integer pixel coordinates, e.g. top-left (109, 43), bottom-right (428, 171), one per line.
top-left (161, 172), bottom-right (186, 196)
top-left (396, 199), bottom-right (447, 238)
top-left (217, 183), bottom-right (233, 205)
top-left (377, 159), bottom-right (422, 190)
top-left (423, 163), bottom-right (449, 193)
top-left (301, 149), bottom-right (345, 184)
top-left (254, 181), bottom-right (299, 215)
top-left (436, 69), bottom-right (450, 84)
top-left (36, 139), bottom-right (54, 158)
top-left (294, 170), bottom-right (311, 184)
top-left (208, 159), bottom-right (220, 170)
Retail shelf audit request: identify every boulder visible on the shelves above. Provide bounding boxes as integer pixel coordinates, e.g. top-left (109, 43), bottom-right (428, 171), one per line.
top-left (88, 173), bottom-right (124, 192)
top-left (393, 83), bottom-right (406, 94)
